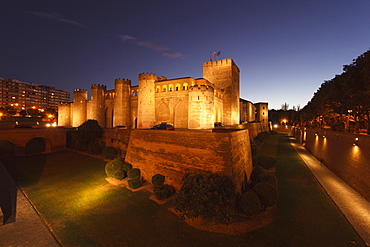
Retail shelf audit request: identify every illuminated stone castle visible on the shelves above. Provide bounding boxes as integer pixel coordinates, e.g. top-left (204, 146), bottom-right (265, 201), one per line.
top-left (58, 58), bottom-right (268, 130)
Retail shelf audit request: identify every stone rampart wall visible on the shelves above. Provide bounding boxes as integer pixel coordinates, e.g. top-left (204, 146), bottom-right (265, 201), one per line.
top-left (293, 127), bottom-right (370, 202)
top-left (102, 129), bottom-right (132, 157)
top-left (124, 129), bottom-right (252, 193)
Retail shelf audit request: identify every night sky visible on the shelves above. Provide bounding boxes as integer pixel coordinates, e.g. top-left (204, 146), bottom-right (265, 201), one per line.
top-left (1, 0), bottom-right (370, 110)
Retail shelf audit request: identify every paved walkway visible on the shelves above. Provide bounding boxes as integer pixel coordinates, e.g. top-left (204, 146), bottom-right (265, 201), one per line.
top-left (290, 137), bottom-right (370, 246)
top-left (0, 163), bottom-right (60, 247)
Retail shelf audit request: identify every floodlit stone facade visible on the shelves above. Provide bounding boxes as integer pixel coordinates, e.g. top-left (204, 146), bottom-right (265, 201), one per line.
top-left (58, 58), bottom-right (267, 129)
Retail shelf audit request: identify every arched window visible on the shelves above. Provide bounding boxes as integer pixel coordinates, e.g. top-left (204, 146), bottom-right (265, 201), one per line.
top-left (169, 84), bottom-right (174, 92)
top-left (183, 83), bottom-right (188, 90)
top-left (156, 86), bottom-right (161, 93)
top-left (162, 85), bottom-right (167, 92)
top-left (175, 83), bottom-right (181, 91)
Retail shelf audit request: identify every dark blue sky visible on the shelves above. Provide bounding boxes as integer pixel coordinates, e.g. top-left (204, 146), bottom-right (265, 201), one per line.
top-left (1, 0), bottom-right (370, 109)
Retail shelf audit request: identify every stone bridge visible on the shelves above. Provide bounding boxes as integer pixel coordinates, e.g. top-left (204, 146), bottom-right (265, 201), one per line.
top-left (0, 128), bottom-right (66, 156)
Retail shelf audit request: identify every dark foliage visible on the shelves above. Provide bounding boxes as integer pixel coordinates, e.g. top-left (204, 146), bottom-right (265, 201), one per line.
top-left (173, 173), bottom-right (236, 225)
top-left (250, 139), bottom-right (259, 166)
top-left (237, 190), bottom-right (261, 217)
top-left (152, 174), bottom-right (165, 186)
top-left (101, 146), bottom-right (118, 160)
top-left (257, 156), bottom-right (276, 170)
top-left (105, 159), bottom-right (127, 180)
top-left (252, 182), bottom-right (278, 210)
top-left (250, 166), bottom-right (266, 182)
top-left (128, 178), bottom-right (142, 189)
top-left (127, 168), bottom-right (140, 179)
top-left (70, 120), bottom-right (104, 154)
top-left (154, 184), bottom-right (175, 200)
top-left (256, 173), bottom-right (278, 189)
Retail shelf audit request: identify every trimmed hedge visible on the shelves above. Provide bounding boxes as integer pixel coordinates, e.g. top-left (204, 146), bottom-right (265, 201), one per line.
top-left (257, 156), bottom-right (276, 170)
top-left (152, 174), bottom-right (165, 186)
top-left (105, 159), bottom-right (127, 180)
top-left (101, 146), bottom-right (118, 160)
top-left (252, 182), bottom-right (278, 210)
top-left (127, 168), bottom-right (140, 179)
top-left (128, 178), bottom-right (142, 189)
top-left (153, 184), bottom-right (175, 200)
top-left (257, 173), bottom-right (278, 188)
top-left (250, 166), bottom-right (266, 182)
top-left (174, 173), bottom-right (236, 224)
top-left (238, 190), bottom-right (261, 217)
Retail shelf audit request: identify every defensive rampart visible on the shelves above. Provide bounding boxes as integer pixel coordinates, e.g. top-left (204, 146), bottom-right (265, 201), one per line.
top-left (124, 129), bottom-right (253, 193)
top-left (293, 127), bottom-right (370, 202)
top-left (0, 128), bottom-right (66, 155)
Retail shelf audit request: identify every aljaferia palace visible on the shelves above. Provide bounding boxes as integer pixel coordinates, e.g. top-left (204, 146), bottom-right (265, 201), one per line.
top-left (58, 58), bottom-right (268, 130)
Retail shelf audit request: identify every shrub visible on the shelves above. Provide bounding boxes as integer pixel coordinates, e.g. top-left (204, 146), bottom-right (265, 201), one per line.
top-left (0, 140), bottom-right (13, 157)
top-left (250, 139), bottom-right (259, 166)
top-left (152, 174), bottom-right (165, 186)
top-left (237, 190), bottom-right (261, 217)
top-left (101, 146), bottom-right (118, 160)
top-left (128, 178), bottom-right (142, 189)
top-left (153, 184), bottom-right (175, 200)
top-left (257, 173), bottom-right (278, 188)
top-left (257, 156), bottom-right (276, 170)
top-left (105, 159), bottom-right (126, 180)
top-left (122, 162), bottom-right (132, 172)
top-left (250, 166), bottom-right (266, 182)
top-left (127, 168), bottom-right (140, 179)
top-left (252, 182), bottom-right (278, 210)
top-left (173, 173), bottom-right (236, 224)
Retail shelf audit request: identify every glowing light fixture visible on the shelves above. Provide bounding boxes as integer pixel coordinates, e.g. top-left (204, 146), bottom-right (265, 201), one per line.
top-left (353, 137), bottom-right (359, 146)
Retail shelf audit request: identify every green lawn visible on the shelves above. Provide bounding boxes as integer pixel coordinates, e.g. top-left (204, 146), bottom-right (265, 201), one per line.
top-left (2, 134), bottom-right (365, 247)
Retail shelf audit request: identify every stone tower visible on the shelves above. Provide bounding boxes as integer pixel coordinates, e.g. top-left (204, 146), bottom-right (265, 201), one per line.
top-left (90, 84), bottom-right (106, 128)
top-left (72, 89), bottom-right (88, 127)
top-left (188, 81), bottom-right (215, 129)
top-left (203, 58), bottom-right (240, 125)
top-left (58, 102), bottom-right (71, 127)
top-left (114, 78), bottom-right (131, 128)
top-left (138, 73), bottom-right (157, 128)
top-left (255, 102), bottom-right (269, 131)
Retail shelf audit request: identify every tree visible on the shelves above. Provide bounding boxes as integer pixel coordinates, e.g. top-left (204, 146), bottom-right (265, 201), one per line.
top-left (70, 120), bottom-right (104, 154)
top-left (281, 102), bottom-right (289, 111)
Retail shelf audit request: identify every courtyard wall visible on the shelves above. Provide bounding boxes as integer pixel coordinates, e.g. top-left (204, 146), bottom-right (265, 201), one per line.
top-left (124, 129), bottom-right (253, 193)
top-left (293, 127), bottom-right (370, 202)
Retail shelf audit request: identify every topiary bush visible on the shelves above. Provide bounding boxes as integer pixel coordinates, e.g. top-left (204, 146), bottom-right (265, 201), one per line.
top-left (252, 182), bottom-right (278, 211)
top-left (257, 156), bottom-right (276, 170)
top-left (128, 178), bottom-right (142, 189)
top-left (153, 184), bottom-right (175, 200)
top-left (237, 190), bottom-right (261, 217)
top-left (101, 146), bottom-right (118, 160)
top-left (127, 168), bottom-right (140, 179)
top-left (122, 162), bottom-right (132, 172)
top-left (173, 172), bottom-right (236, 224)
top-left (105, 159), bottom-right (126, 180)
top-left (250, 166), bottom-right (266, 182)
top-left (152, 174), bottom-right (165, 186)
top-left (256, 173), bottom-right (278, 188)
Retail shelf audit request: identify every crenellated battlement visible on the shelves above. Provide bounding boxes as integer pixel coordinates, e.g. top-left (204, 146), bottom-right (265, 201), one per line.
top-left (74, 89), bottom-right (88, 93)
top-left (189, 84), bottom-right (214, 91)
top-left (115, 78), bottom-right (131, 85)
top-left (139, 73), bottom-right (159, 81)
top-left (91, 84), bottom-right (107, 90)
top-left (203, 58), bottom-right (233, 66)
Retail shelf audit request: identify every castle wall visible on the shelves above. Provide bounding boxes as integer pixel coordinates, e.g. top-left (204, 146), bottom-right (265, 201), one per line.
top-left (114, 79), bottom-right (131, 128)
top-left (203, 59), bottom-right (240, 125)
top-left (58, 103), bottom-right (71, 127)
top-left (124, 129), bottom-right (252, 193)
top-left (90, 84), bottom-right (106, 128)
top-left (255, 102), bottom-right (269, 131)
top-left (188, 82), bottom-right (215, 129)
top-left (72, 89), bottom-right (88, 127)
top-left (138, 74), bottom-right (157, 128)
